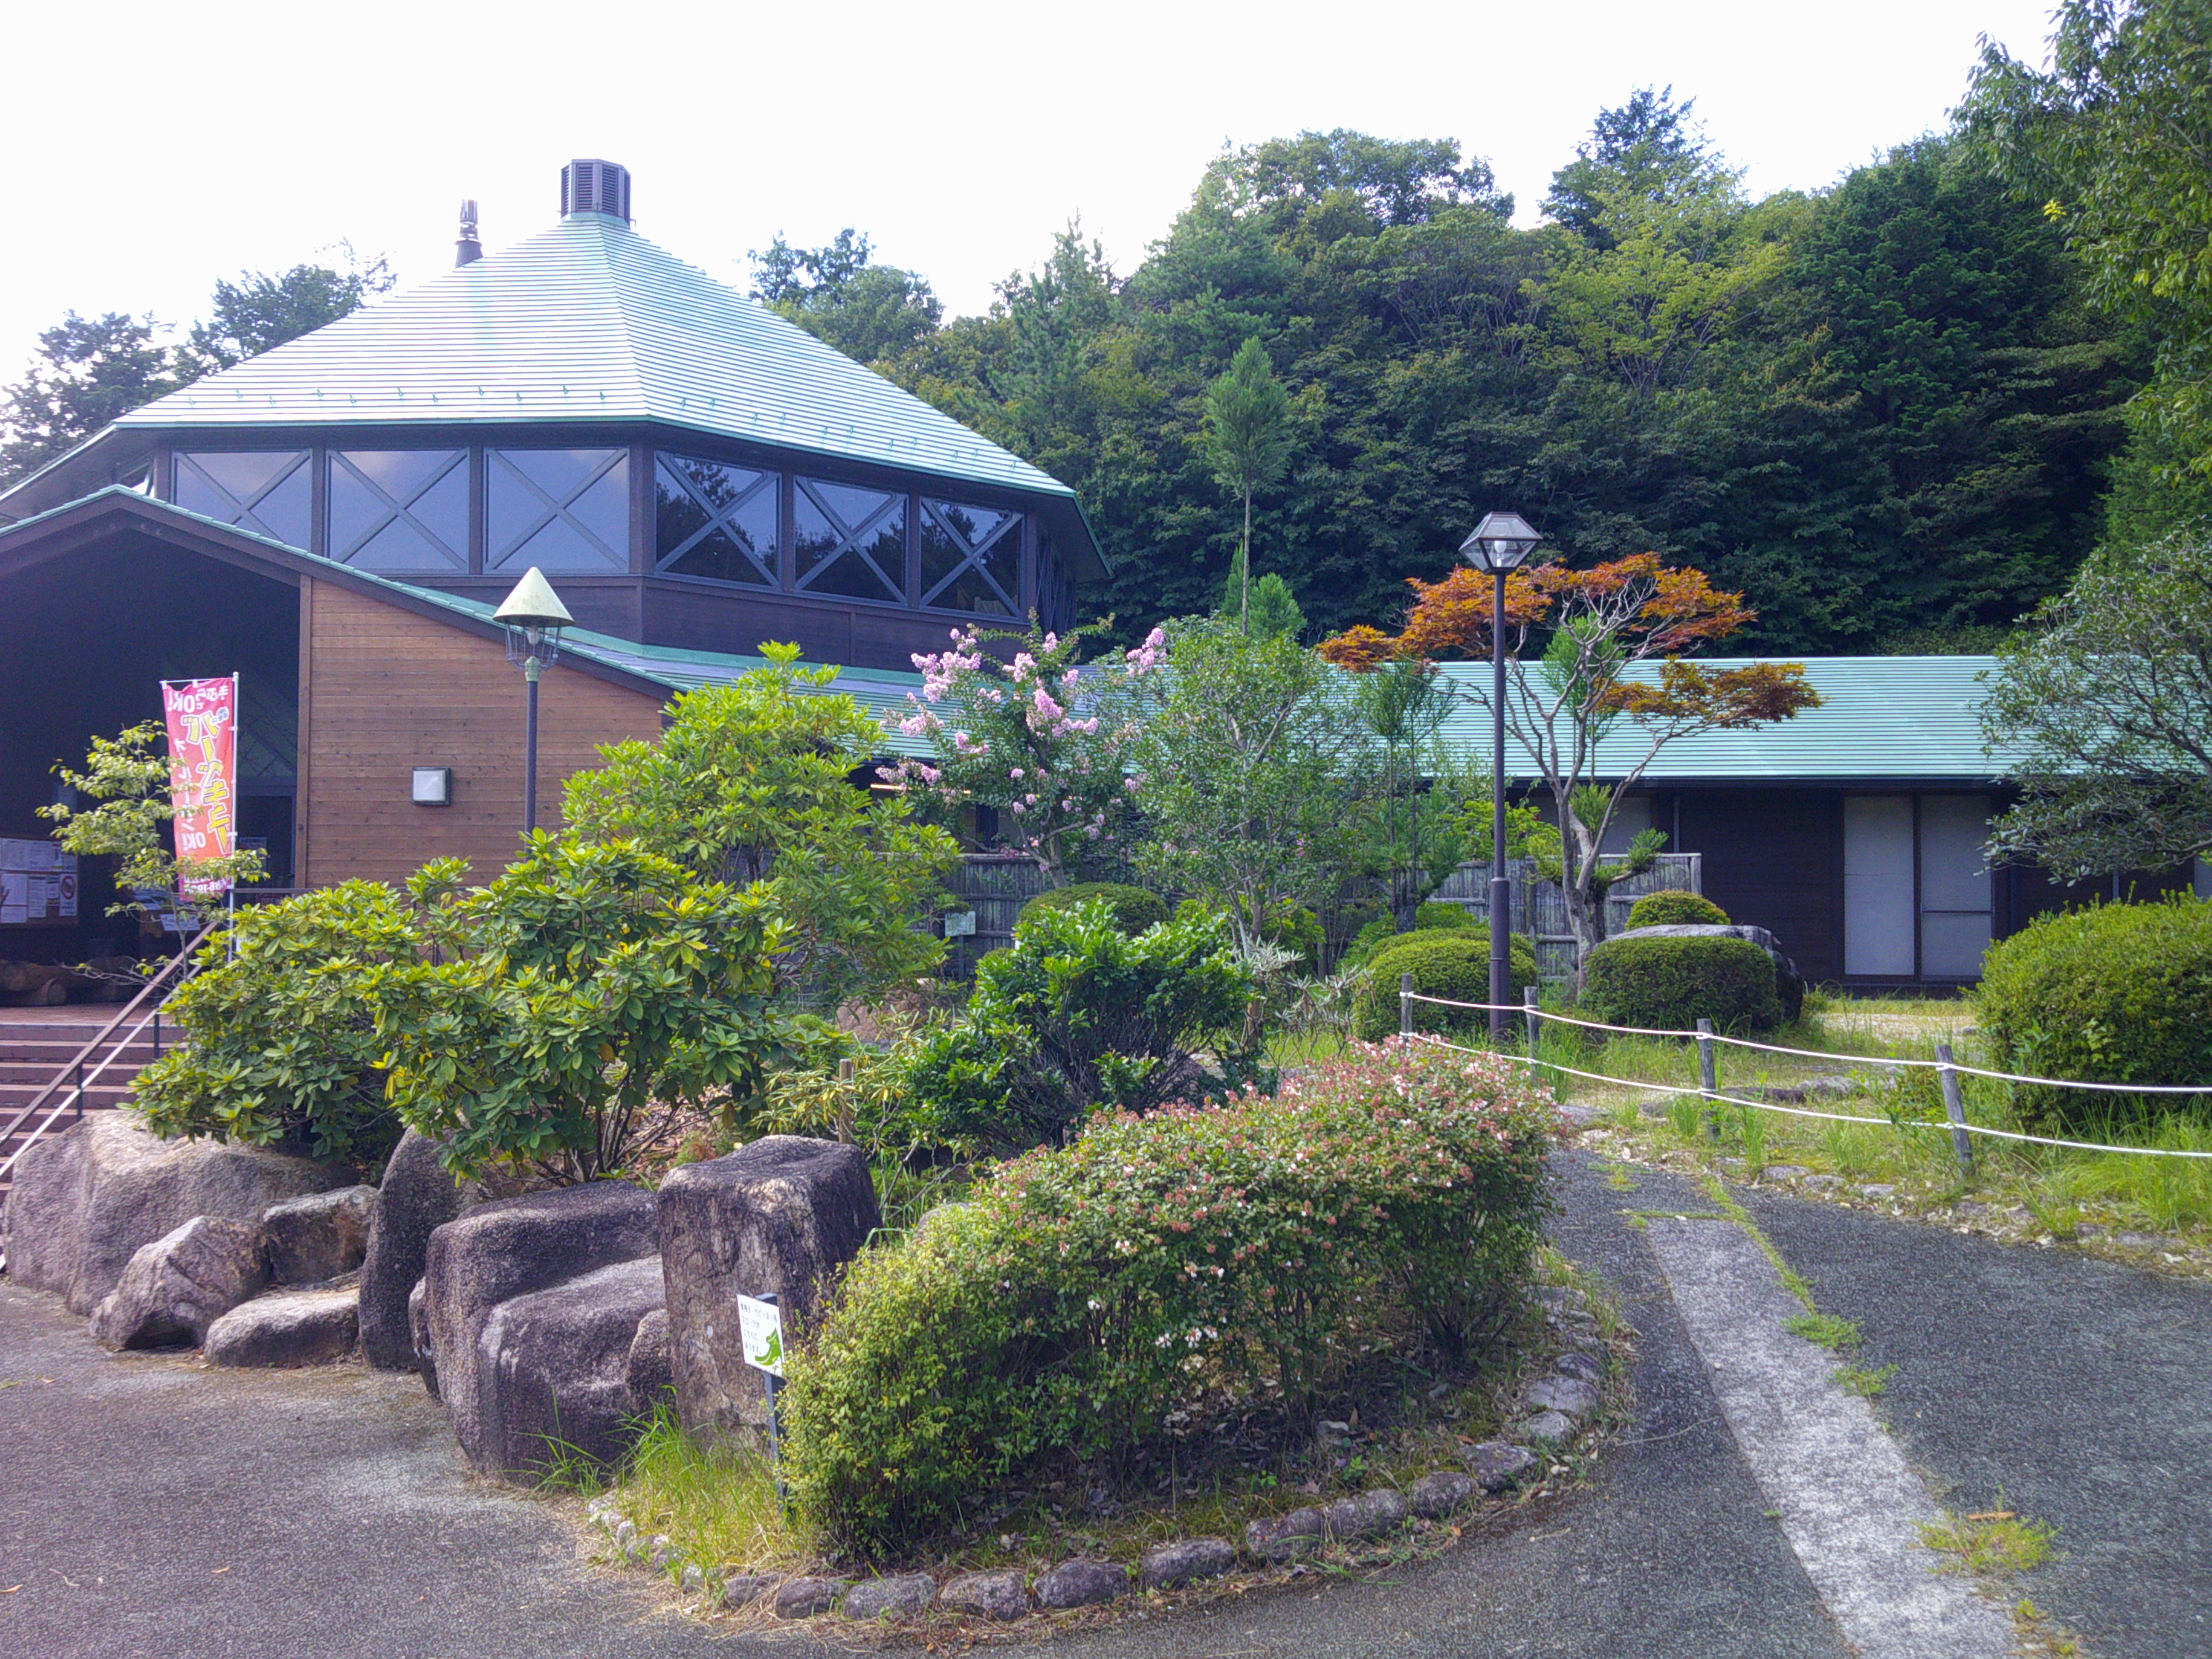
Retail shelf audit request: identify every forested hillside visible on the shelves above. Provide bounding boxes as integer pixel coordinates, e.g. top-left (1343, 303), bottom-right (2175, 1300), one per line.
top-left (768, 101), bottom-right (2146, 653)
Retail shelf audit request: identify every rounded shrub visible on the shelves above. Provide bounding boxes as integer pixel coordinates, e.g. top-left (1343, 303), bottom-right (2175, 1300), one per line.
top-left (1579, 934), bottom-right (1780, 1033)
top-left (1016, 881), bottom-right (1168, 937)
top-left (784, 1040), bottom-right (1556, 1556)
top-left (1625, 890), bottom-right (1730, 929)
top-left (1342, 916), bottom-right (1398, 969)
top-left (1352, 931), bottom-right (1537, 1042)
top-left (1975, 897), bottom-right (2212, 1130)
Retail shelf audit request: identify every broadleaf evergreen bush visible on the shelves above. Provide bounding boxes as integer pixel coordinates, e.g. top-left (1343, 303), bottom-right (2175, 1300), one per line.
top-left (1579, 933), bottom-right (1780, 1032)
top-left (1975, 896), bottom-right (2212, 1129)
top-left (1624, 890), bottom-right (1730, 928)
top-left (1351, 931), bottom-right (1537, 1042)
top-left (783, 1040), bottom-right (1555, 1556)
top-left (1017, 881), bottom-right (1169, 937)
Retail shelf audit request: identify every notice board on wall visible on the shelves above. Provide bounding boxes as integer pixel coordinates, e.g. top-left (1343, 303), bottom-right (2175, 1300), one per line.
top-left (0, 839), bottom-right (77, 926)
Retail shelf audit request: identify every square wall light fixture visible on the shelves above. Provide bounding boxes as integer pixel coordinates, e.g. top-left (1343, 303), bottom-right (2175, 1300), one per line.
top-left (411, 766), bottom-right (453, 807)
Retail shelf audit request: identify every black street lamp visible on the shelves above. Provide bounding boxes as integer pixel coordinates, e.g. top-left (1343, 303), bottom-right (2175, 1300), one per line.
top-left (1458, 511), bottom-right (1543, 1041)
top-left (493, 566), bottom-right (574, 836)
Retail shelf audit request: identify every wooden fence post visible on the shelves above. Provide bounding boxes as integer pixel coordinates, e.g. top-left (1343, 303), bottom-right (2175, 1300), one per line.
top-left (1697, 1018), bottom-right (1718, 1140)
top-left (1524, 985), bottom-right (1541, 1070)
top-left (1936, 1042), bottom-right (1974, 1173)
top-left (1400, 973), bottom-right (1414, 1040)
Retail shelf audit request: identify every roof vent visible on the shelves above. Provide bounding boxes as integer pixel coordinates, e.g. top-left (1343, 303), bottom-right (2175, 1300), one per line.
top-left (455, 199), bottom-right (482, 268)
top-left (561, 159), bottom-right (631, 223)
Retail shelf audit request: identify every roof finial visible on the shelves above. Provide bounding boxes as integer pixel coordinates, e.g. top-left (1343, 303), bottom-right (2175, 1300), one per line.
top-left (455, 200), bottom-right (483, 268)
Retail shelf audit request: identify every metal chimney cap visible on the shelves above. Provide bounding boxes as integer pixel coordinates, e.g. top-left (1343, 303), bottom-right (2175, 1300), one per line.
top-left (560, 159), bottom-right (632, 223)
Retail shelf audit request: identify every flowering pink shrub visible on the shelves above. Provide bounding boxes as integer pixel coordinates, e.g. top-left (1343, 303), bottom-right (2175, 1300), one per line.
top-left (784, 1039), bottom-right (1556, 1554)
top-left (885, 623), bottom-right (1161, 880)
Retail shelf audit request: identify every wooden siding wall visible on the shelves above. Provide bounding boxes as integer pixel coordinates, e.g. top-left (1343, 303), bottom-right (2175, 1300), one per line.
top-left (296, 578), bottom-right (666, 888)
top-left (1671, 790), bottom-right (1845, 983)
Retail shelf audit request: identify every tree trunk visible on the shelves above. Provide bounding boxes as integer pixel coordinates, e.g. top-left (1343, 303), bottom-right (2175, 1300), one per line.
top-left (1240, 488), bottom-right (1253, 632)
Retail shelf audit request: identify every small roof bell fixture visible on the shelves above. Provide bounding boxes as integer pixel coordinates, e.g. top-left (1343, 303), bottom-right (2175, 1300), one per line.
top-left (1458, 510), bottom-right (1542, 573)
top-left (495, 566), bottom-right (575, 668)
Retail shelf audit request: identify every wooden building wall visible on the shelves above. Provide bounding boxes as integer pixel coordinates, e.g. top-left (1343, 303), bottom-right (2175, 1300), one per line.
top-left (1669, 789), bottom-right (1845, 983)
top-left (295, 578), bottom-right (667, 888)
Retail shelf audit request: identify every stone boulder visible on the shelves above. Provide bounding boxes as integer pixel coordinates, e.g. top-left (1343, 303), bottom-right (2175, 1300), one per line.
top-left (262, 1185), bottom-right (375, 1285)
top-left (358, 1129), bottom-right (469, 1371)
top-left (204, 1287), bottom-right (359, 1367)
top-left (408, 1278), bottom-right (437, 1396)
top-left (1138, 1537), bottom-right (1236, 1590)
top-left (656, 1136), bottom-right (879, 1442)
top-left (1603, 923), bottom-right (1806, 1022)
top-left (89, 1215), bottom-right (268, 1349)
top-left (1034, 1559), bottom-right (1125, 1609)
top-left (471, 1256), bottom-right (666, 1478)
top-left (627, 1307), bottom-right (674, 1410)
top-left (938, 1570), bottom-right (1027, 1621)
top-left (421, 1181), bottom-right (659, 1475)
top-left (843, 1574), bottom-right (934, 1620)
top-left (6, 1113), bottom-right (342, 1314)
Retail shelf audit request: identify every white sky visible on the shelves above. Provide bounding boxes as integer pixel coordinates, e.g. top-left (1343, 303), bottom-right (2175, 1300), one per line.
top-left (3, 0), bottom-right (2060, 378)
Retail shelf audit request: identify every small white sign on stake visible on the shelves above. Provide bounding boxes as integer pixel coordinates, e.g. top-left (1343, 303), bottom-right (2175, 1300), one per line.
top-left (736, 1293), bottom-right (784, 1378)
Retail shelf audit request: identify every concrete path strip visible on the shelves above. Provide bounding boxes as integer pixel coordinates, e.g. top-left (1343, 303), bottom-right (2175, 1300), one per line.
top-left (1645, 1218), bottom-right (2014, 1659)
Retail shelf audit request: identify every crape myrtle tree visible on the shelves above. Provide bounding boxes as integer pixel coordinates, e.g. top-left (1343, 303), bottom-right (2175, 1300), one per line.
top-left (1322, 555), bottom-right (1820, 966)
top-left (886, 621), bottom-right (1162, 884)
top-left (1983, 533), bottom-right (2212, 877)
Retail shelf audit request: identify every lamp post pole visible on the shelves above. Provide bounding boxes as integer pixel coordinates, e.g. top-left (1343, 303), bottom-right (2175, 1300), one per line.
top-left (1489, 565), bottom-right (1510, 1044)
top-left (1457, 511), bottom-right (1542, 1048)
top-left (494, 567), bottom-right (574, 843)
top-left (523, 650), bottom-right (543, 835)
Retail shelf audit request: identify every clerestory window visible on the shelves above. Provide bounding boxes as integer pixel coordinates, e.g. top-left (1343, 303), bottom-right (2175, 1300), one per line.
top-left (920, 498), bottom-right (1021, 616)
top-left (487, 448), bottom-right (629, 571)
top-left (794, 477), bottom-right (904, 603)
top-left (328, 450), bottom-right (469, 570)
top-left (654, 455), bottom-right (778, 587)
top-left (174, 451), bottom-right (311, 549)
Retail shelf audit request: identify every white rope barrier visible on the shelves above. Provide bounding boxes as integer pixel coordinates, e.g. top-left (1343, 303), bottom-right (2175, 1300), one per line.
top-left (1395, 999), bottom-right (2212, 1162)
top-left (1401, 991), bottom-right (2212, 1096)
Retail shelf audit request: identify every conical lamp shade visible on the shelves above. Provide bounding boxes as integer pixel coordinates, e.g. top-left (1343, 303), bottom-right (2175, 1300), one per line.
top-left (493, 566), bottom-right (575, 630)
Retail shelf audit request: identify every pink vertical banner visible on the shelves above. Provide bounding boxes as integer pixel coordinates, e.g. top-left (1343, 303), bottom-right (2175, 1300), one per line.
top-left (162, 675), bottom-right (239, 899)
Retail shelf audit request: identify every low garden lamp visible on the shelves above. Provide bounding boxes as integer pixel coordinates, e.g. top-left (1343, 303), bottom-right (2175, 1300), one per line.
top-left (1458, 512), bottom-right (1542, 1042)
top-left (494, 567), bottom-right (575, 836)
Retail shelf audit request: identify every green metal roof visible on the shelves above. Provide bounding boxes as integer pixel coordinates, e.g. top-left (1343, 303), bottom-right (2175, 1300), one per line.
top-left (1431, 655), bottom-right (2010, 783)
top-left (113, 212), bottom-right (1074, 505)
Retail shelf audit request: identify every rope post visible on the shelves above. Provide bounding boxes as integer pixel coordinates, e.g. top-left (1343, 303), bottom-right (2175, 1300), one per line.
top-left (1697, 1019), bottom-right (1718, 1140)
top-left (1400, 972), bottom-right (1414, 1040)
top-left (1524, 985), bottom-right (1541, 1071)
top-left (1936, 1041), bottom-right (1974, 1173)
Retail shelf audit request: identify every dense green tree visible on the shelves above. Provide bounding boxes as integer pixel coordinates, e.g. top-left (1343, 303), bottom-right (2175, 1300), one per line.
top-left (0, 312), bottom-right (180, 483)
top-left (1964, 0), bottom-right (2212, 477)
top-left (180, 248), bottom-right (395, 374)
top-left (749, 228), bottom-right (944, 366)
top-left (1201, 336), bottom-right (1295, 630)
top-left (1544, 86), bottom-right (1715, 248)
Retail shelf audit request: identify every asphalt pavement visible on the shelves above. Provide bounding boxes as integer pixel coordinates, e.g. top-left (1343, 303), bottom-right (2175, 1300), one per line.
top-left (0, 1149), bottom-right (2201, 1658)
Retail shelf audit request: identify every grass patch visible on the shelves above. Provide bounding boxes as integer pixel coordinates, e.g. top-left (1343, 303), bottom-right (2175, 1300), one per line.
top-left (603, 1408), bottom-right (812, 1577)
top-left (1919, 1506), bottom-right (2058, 1576)
top-left (1783, 1312), bottom-right (1861, 1351)
top-left (1833, 1361), bottom-right (1898, 1398)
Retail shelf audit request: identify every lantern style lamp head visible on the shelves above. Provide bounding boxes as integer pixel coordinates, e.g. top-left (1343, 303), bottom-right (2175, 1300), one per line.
top-left (494, 566), bottom-right (575, 668)
top-left (1458, 511), bottom-right (1542, 573)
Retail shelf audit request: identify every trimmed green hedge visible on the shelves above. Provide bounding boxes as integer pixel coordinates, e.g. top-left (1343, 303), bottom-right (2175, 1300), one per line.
top-left (783, 1040), bottom-right (1556, 1556)
top-left (1975, 897), bottom-right (2212, 1130)
top-left (1016, 881), bottom-right (1169, 937)
top-left (1580, 933), bottom-right (1780, 1033)
top-left (1353, 931), bottom-right (1537, 1042)
top-left (1625, 890), bottom-right (1730, 929)
top-left (1413, 901), bottom-right (1477, 932)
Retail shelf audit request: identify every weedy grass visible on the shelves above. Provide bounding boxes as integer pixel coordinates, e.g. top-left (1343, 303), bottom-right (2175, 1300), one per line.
top-left (1833, 1361), bottom-right (1898, 1398)
top-left (1919, 1505), bottom-right (2058, 1577)
top-left (1782, 1312), bottom-right (1861, 1351)
top-left (598, 1408), bottom-right (811, 1577)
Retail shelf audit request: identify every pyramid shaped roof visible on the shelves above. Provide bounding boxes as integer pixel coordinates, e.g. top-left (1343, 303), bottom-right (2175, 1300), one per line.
top-left (113, 212), bottom-right (1072, 504)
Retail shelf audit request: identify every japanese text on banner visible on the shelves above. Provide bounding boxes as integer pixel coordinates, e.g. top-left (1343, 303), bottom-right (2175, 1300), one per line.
top-left (161, 675), bottom-right (239, 900)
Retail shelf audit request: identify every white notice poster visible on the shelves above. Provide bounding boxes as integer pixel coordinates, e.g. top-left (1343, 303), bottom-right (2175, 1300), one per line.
top-left (735, 1294), bottom-right (784, 1377)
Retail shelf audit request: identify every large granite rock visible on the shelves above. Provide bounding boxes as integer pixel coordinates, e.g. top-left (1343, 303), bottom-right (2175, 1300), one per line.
top-left (1604, 923), bottom-right (1807, 1022)
top-left (473, 1256), bottom-right (666, 1478)
top-left (656, 1136), bottom-right (879, 1442)
top-left (89, 1215), bottom-right (268, 1349)
top-left (6, 1113), bottom-right (341, 1314)
top-left (627, 1307), bottom-right (674, 1410)
top-left (263, 1185), bottom-right (375, 1285)
top-left (204, 1287), bottom-right (359, 1366)
top-left (358, 1129), bottom-right (469, 1371)
top-left (421, 1181), bottom-right (659, 1475)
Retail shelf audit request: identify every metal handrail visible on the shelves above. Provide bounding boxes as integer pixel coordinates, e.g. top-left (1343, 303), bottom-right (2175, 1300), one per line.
top-left (0, 919), bottom-right (216, 1161)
